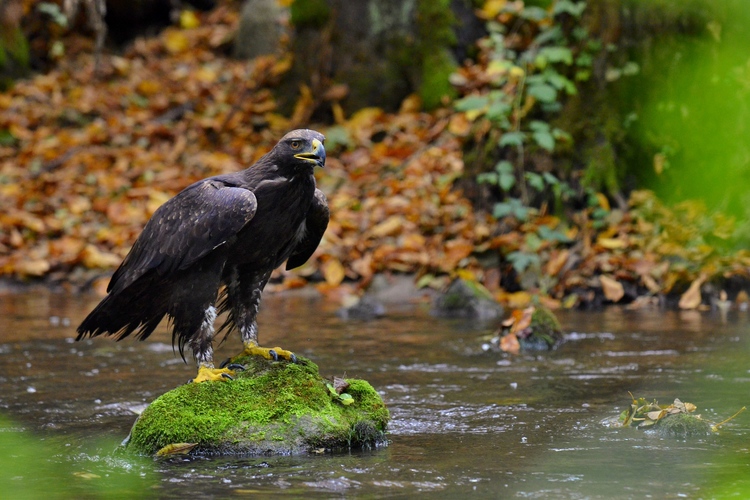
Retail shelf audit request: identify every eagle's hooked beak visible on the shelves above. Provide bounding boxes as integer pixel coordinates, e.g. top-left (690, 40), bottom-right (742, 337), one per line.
top-left (294, 138), bottom-right (326, 168)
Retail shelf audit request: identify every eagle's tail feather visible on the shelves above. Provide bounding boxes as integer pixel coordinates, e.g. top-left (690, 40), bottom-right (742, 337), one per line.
top-left (76, 280), bottom-right (167, 342)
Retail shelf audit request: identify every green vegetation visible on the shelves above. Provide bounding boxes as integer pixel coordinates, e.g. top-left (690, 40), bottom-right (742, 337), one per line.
top-left (454, 0), bottom-right (592, 218)
top-left (631, 0), bottom-right (750, 226)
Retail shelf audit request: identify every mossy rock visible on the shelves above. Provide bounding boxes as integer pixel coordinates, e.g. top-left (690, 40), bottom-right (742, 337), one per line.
top-left (121, 356), bottom-right (389, 456)
top-left (519, 306), bottom-right (564, 351)
top-left (651, 413), bottom-right (712, 439)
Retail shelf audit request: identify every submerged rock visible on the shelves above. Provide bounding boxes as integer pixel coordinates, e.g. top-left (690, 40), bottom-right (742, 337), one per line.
top-left (483, 305), bottom-right (564, 353)
top-left (337, 296), bottom-right (386, 320)
top-left (651, 413), bottom-right (712, 438)
top-left (519, 306), bottom-right (564, 351)
top-left (432, 278), bottom-right (503, 320)
top-left (122, 356), bottom-right (389, 456)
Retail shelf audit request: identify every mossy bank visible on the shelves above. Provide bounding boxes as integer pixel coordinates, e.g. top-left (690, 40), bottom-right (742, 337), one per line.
top-left (121, 356), bottom-right (389, 456)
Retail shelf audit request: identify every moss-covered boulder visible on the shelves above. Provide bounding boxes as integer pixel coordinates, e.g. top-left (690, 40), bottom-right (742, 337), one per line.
top-left (122, 356), bottom-right (389, 456)
top-left (520, 306), bottom-right (564, 351)
top-left (651, 413), bottom-right (712, 439)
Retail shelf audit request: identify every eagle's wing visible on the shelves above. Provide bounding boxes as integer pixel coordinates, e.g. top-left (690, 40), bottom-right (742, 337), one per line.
top-left (286, 188), bottom-right (330, 270)
top-left (108, 179), bottom-right (257, 294)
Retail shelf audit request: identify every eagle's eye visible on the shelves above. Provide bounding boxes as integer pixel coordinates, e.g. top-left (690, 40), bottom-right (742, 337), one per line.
top-left (290, 140), bottom-right (302, 150)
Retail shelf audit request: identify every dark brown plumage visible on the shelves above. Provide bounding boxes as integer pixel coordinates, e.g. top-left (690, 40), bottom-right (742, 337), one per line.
top-left (77, 129), bottom-right (329, 382)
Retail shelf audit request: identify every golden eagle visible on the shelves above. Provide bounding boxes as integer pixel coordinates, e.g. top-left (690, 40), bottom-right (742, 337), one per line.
top-left (77, 129), bottom-right (329, 382)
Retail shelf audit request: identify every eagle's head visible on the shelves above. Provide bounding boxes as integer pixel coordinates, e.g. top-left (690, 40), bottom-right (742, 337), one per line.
top-left (274, 129), bottom-right (326, 170)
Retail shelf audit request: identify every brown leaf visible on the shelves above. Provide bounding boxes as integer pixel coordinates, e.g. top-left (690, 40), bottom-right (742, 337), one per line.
top-left (600, 275), bottom-right (624, 302)
top-left (545, 249), bottom-right (570, 276)
top-left (368, 216), bottom-right (403, 238)
top-left (641, 274), bottom-right (661, 294)
top-left (321, 257), bottom-right (346, 286)
top-left (678, 275), bottom-right (706, 310)
top-left (646, 409), bottom-right (666, 421)
top-left (440, 240), bottom-right (474, 271)
top-left (14, 258), bottom-right (50, 277)
top-left (499, 333), bottom-right (520, 354)
top-left (448, 113), bottom-right (472, 137)
top-left (81, 245), bottom-right (122, 269)
top-left (332, 376), bottom-right (350, 395)
top-left (509, 306), bottom-right (534, 335)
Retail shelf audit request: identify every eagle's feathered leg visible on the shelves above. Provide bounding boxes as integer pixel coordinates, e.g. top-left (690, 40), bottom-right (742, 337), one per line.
top-left (166, 257), bottom-right (242, 383)
top-left (189, 305), bottom-right (244, 382)
top-left (221, 267), bottom-right (297, 364)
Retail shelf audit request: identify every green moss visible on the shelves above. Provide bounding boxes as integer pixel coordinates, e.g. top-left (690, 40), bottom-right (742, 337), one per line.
top-left (653, 413), bottom-right (712, 438)
top-left (290, 0), bottom-right (331, 29)
top-left (519, 306), bottom-right (564, 351)
top-left (415, 0), bottom-right (458, 109)
top-left (124, 356), bottom-right (389, 456)
top-left (0, 26), bottom-right (30, 90)
top-left (531, 306), bottom-right (562, 333)
top-left (420, 48), bottom-right (459, 110)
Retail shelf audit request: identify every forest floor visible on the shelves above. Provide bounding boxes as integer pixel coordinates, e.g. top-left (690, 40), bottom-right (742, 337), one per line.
top-left (2, 3), bottom-right (750, 314)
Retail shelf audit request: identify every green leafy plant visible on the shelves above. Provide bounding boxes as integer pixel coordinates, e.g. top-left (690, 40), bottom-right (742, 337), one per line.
top-left (454, 0), bottom-right (595, 219)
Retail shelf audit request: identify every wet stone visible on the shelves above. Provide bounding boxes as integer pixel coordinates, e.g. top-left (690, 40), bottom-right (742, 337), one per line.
top-left (431, 278), bottom-right (503, 320)
top-left (520, 306), bottom-right (564, 351)
top-left (120, 356), bottom-right (389, 456)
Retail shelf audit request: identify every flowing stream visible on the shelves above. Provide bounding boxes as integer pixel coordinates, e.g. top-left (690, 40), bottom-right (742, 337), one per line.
top-left (0, 289), bottom-right (748, 498)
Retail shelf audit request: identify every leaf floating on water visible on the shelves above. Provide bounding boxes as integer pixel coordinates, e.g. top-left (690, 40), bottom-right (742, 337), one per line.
top-left (155, 442), bottom-right (198, 457)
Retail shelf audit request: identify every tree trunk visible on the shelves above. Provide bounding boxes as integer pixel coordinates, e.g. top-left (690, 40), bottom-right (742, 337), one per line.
top-left (255, 0), bottom-right (485, 117)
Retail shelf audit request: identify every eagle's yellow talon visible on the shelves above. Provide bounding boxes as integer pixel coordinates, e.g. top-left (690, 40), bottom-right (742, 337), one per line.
top-left (192, 366), bottom-right (238, 383)
top-left (238, 342), bottom-right (297, 363)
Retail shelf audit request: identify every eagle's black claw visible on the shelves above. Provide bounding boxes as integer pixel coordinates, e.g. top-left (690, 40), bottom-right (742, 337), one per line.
top-left (221, 372), bottom-right (235, 380)
top-left (226, 363), bottom-right (245, 371)
top-left (219, 358), bottom-right (232, 369)
top-left (290, 353), bottom-right (298, 364)
top-left (268, 349), bottom-right (279, 361)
